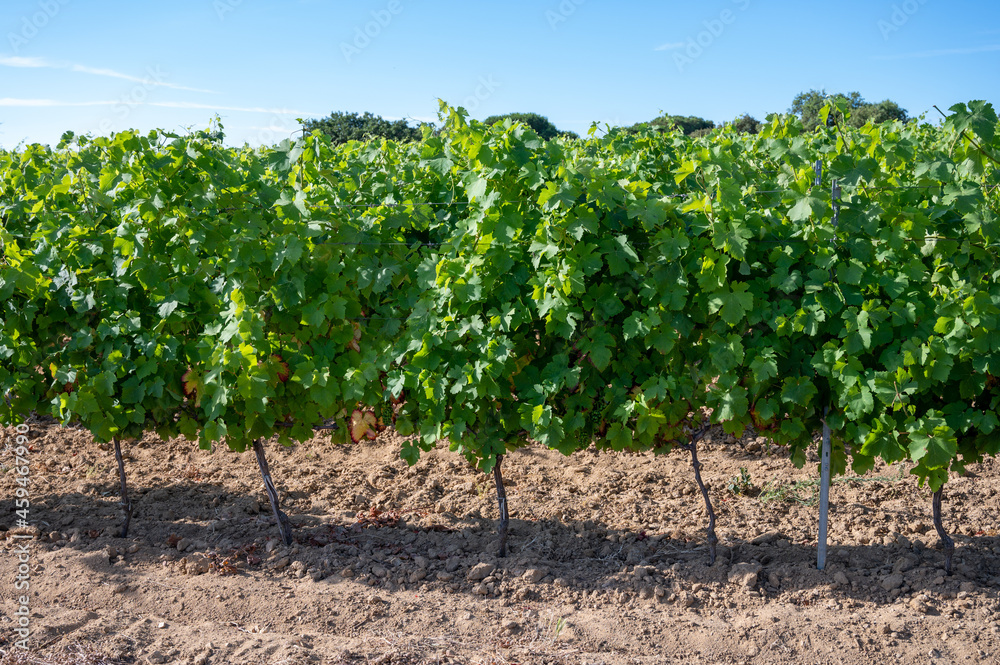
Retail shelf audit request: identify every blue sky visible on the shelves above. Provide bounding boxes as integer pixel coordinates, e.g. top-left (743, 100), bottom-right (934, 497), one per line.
top-left (1, 0), bottom-right (998, 148)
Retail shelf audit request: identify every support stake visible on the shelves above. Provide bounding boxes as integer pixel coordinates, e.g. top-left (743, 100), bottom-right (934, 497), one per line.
top-left (817, 178), bottom-right (839, 571)
top-left (688, 430), bottom-right (717, 564)
top-left (253, 438), bottom-right (293, 546)
top-left (932, 488), bottom-right (954, 575)
top-left (113, 438), bottom-right (133, 538)
top-left (817, 407), bottom-right (832, 570)
top-left (493, 454), bottom-right (510, 558)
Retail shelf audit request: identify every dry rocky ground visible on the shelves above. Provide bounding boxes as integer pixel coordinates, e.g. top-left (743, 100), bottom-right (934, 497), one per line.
top-left (2, 420), bottom-right (1000, 664)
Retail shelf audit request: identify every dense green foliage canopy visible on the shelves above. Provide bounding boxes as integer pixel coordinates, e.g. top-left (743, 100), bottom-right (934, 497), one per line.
top-left (483, 112), bottom-right (579, 140)
top-left (302, 111), bottom-right (422, 146)
top-left (2, 99), bottom-right (998, 497)
top-left (790, 89), bottom-right (909, 130)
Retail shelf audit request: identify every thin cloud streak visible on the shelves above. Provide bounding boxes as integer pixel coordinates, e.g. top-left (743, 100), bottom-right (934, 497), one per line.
top-left (150, 101), bottom-right (319, 115)
top-left (0, 55), bottom-right (217, 93)
top-left (0, 56), bottom-right (48, 67)
top-left (874, 44), bottom-right (1000, 59)
top-left (0, 98), bottom-right (318, 115)
top-left (0, 98), bottom-right (117, 107)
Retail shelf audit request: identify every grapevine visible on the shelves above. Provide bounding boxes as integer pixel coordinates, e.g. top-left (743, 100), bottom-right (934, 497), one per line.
top-left (1, 100), bottom-right (997, 568)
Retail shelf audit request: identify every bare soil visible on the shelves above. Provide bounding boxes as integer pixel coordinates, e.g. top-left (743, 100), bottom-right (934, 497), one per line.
top-left (2, 421), bottom-right (999, 664)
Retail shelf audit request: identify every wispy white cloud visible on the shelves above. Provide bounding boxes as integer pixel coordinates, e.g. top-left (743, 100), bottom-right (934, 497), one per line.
top-left (0, 98), bottom-right (117, 107)
top-left (149, 101), bottom-right (319, 115)
top-left (0, 56), bottom-right (48, 68)
top-left (0, 55), bottom-right (217, 93)
top-left (875, 44), bottom-right (1000, 59)
top-left (0, 98), bottom-right (318, 115)
top-left (654, 42), bottom-right (685, 51)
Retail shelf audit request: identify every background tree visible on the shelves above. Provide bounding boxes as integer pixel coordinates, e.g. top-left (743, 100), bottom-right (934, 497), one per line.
top-left (730, 114), bottom-right (762, 134)
top-left (852, 99), bottom-right (910, 126)
top-left (302, 111), bottom-right (422, 145)
top-left (630, 114), bottom-right (715, 136)
top-left (483, 112), bottom-right (579, 140)
top-left (790, 89), bottom-right (908, 130)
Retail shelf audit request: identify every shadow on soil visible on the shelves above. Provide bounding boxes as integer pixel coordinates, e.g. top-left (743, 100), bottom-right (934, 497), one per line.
top-left (5, 473), bottom-right (997, 614)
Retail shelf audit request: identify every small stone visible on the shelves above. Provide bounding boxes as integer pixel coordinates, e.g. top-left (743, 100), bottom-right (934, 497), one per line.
top-left (436, 572), bottom-right (454, 582)
top-left (146, 651), bottom-right (166, 664)
top-left (881, 573), bottom-right (904, 592)
top-left (291, 560), bottom-right (306, 572)
top-left (409, 569), bottom-right (427, 583)
top-left (368, 595), bottom-right (385, 605)
top-left (929, 648), bottom-right (941, 658)
top-left (728, 562), bottom-right (762, 588)
top-left (679, 591), bottom-right (695, 607)
top-left (768, 572), bottom-right (780, 588)
top-left (833, 571), bottom-right (849, 586)
top-left (473, 583), bottom-right (489, 596)
top-left (273, 557), bottom-right (290, 570)
top-left (654, 585), bottom-right (666, 598)
top-left (633, 565), bottom-right (653, 579)
top-left (445, 559), bottom-right (461, 573)
top-left (265, 540), bottom-right (279, 553)
top-left (893, 556), bottom-right (917, 574)
top-left (522, 568), bottom-right (548, 584)
top-left (127, 543), bottom-right (141, 554)
top-left (468, 562), bottom-right (496, 581)
top-left (751, 531), bottom-right (781, 546)
top-left (185, 556), bottom-right (210, 575)
top-left (414, 555), bottom-right (430, 569)
top-left (960, 582), bottom-right (977, 593)
top-left (504, 620), bottom-right (521, 633)
top-left (639, 586), bottom-right (654, 599)
top-left (176, 538), bottom-right (191, 552)
top-left (371, 564), bottom-right (387, 578)
top-left (156, 622), bottom-right (167, 629)
top-left (340, 567), bottom-right (355, 579)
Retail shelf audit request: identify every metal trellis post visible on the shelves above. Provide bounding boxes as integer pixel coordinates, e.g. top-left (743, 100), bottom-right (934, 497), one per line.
top-left (818, 177), bottom-right (840, 571)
